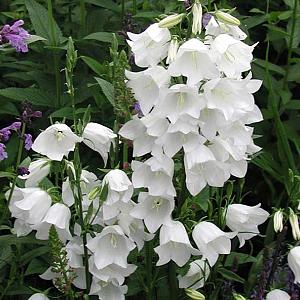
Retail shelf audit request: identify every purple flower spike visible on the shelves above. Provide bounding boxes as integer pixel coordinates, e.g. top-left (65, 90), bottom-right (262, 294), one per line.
top-left (24, 133), bottom-right (33, 150)
top-left (0, 143), bottom-right (8, 161)
top-left (21, 102), bottom-right (42, 124)
top-left (8, 122), bottom-right (21, 130)
top-left (0, 20), bottom-right (30, 53)
top-left (202, 13), bottom-right (213, 28)
top-left (0, 128), bottom-right (11, 142)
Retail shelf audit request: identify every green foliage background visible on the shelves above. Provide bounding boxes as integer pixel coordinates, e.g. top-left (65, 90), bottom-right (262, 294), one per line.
top-left (0, 0), bottom-right (299, 299)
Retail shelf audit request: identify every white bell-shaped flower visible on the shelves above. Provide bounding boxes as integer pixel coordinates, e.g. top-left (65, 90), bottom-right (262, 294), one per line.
top-left (154, 221), bottom-right (200, 267)
top-left (66, 237), bottom-right (84, 268)
top-left (130, 192), bottom-right (174, 233)
top-left (125, 66), bottom-right (170, 115)
top-left (132, 154), bottom-right (176, 197)
top-left (210, 33), bottom-right (256, 78)
top-left (82, 122), bottom-right (116, 165)
top-left (266, 289), bottom-right (290, 300)
top-left (32, 123), bottom-right (82, 161)
top-left (168, 38), bottom-right (219, 85)
top-left (90, 278), bottom-right (128, 300)
top-left (288, 246), bottom-right (300, 284)
top-left (226, 204), bottom-right (269, 247)
top-left (178, 259), bottom-right (210, 290)
top-left (12, 219), bottom-right (32, 237)
top-left (28, 294), bottom-right (50, 300)
top-left (89, 256), bottom-right (137, 285)
top-left (33, 203), bottom-right (72, 242)
top-left (192, 221), bottom-right (236, 266)
top-left (155, 84), bottom-right (205, 124)
top-left (127, 23), bottom-right (171, 67)
top-left (18, 158), bottom-right (50, 187)
top-left (87, 225), bottom-right (136, 269)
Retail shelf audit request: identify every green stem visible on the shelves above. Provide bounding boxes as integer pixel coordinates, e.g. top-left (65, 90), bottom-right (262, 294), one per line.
top-left (145, 241), bottom-right (153, 300)
top-left (122, 0), bottom-right (125, 17)
top-left (132, 0), bottom-right (137, 15)
top-left (54, 54), bottom-right (61, 108)
top-left (207, 0), bottom-right (211, 11)
top-left (168, 261), bottom-right (178, 300)
top-left (80, 0), bottom-right (86, 35)
top-left (282, 0), bottom-right (298, 89)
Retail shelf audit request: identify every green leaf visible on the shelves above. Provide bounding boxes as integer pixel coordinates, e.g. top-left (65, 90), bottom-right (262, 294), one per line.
top-left (20, 246), bottom-right (49, 265)
top-left (285, 99), bottom-right (300, 110)
top-left (83, 32), bottom-right (115, 43)
top-left (225, 252), bottom-right (257, 267)
top-left (81, 56), bottom-right (106, 76)
top-left (134, 11), bottom-right (161, 19)
top-left (25, 258), bottom-right (48, 276)
top-left (0, 102), bottom-right (19, 115)
top-left (0, 171), bottom-right (16, 179)
top-left (253, 59), bottom-right (285, 75)
top-left (0, 87), bottom-right (55, 107)
top-left (217, 267), bottom-right (245, 284)
top-left (50, 107), bottom-right (73, 118)
top-left (85, 0), bottom-right (120, 13)
top-left (25, 0), bottom-right (63, 45)
top-left (0, 235), bottom-right (47, 246)
top-left (95, 77), bottom-right (115, 106)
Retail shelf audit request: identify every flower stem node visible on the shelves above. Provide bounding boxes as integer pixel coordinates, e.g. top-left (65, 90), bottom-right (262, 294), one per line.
top-left (159, 14), bottom-right (185, 29)
top-left (185, 288), bottom-right (205, 300)
top-left (215, 11), bottom-right (240, 26)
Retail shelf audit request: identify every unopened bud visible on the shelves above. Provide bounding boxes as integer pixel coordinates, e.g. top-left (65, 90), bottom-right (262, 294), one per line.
top-left (185, 289), bottom-right (205, 300)
top-left (289, 208), bottom-right (300, 240)
top-left (215, 11), bottom-right (240, 26)
top-left (233, 293), bottom-right (247, 300)
top-left (159, 13), bottom-right (185, 29)
top-left (273, 210), bottom-right (284, 233)
top-left (166, 38), bottom-right (179, 64)
top-left (192, 3), bottom-right (203, 35)
top-left (88, 186), bottom-right (101, 200)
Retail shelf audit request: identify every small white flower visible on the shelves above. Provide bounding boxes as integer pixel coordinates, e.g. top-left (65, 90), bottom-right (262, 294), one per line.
top-left (178, 259), bottom-right (210, 290)
top-left (273, 210), bottom-right (284, 233)
top-left (18, 158), bottom-right (50, 187)
top-left (211, 34), bottom-right (256, 78)
top-left (192, 3), bottom-right (203, 35)
top-left (154, 221), bottom-right (200, 267)
top-left (125, 66), bottom-right (170, 115)
top-left (288, 246), bottom-right (300, 284)
top-left (12, 219), bottom-right (32, 237)
top-left (87, 225), bottom-right (136, 269)
top-left (192, 221), bottom-right (236, 266)
top-left (226, 204), bottom-right (269, 247)
top-left (130, 192), bottom-right (174, 233)
top-left (289, 208), bottom-right (300, 240)
top-left (266, 289), bottom-right (290, 300)
top-left (127, 23), bottom-right (171, 67)
top-left (82, 122), bottom-right (116, 165)
top-left (32, 123), bottom-right (82, 161)
top-left (28, 294), bottom-right (49, 300)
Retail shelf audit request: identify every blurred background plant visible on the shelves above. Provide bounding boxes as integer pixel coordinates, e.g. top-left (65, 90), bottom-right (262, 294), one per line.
top-left (0, 0), bottom-right (299, 299)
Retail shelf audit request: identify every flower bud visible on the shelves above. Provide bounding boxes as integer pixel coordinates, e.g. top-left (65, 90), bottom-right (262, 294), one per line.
top-left (215, 11), bottom-right (240, 26)
top-left (159, 13), bottom-right (185, 29)
top-left (273, 210), bottom-right (284, 233)
top-left (289, 208), bottom-right (300, 240)
top-left (88, 186), bottom-right (101, 200)
top-left (233, 293), bottom-right (247, 300)
top-left (185, 289), bottom-right (205, 300)
top-left (166, 38), bottom-right (179, 64)
top-left (192, 3), bottom-right (203, 35)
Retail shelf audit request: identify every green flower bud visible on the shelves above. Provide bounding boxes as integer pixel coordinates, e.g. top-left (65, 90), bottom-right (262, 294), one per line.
top-left (159, 13), bottom-right (185, 29)
top-left (233, 293), bottom-right (248, 300)
top-left (215, 11), bottom-right (240, 26)
top-left (185, 289), bottom-right (206, 300)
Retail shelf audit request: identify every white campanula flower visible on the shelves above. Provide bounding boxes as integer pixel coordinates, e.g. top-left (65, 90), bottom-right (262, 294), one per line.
top-left (119, 114), bottom-right (169, 157)
top-left (12, 219), bottom-right (32, 237)
top-left (226, 204), bottom-right (269, 247)
top-left (192, 221), bottom-right (236, 266)
top-left (127, 23), bottom-right (171, 67)
top-left (8, 187), bottom-right (52, 225)
top-left (289, 209), bottom-right (300, 240)
top-left (178, 259), bottom-right (210, 290)
top-left (32, 123), bottom-right (82, 161)
top-left (154, 84), bottom-right (205, 124)
top-left (211, 34), bottom-right (256, 78)
top-left (132, 154), bottom-right (176, 197)
top-left (28, 294), bottom-right (49, 300)
top-left (205, 16), bottom-right (247, 41)
top-left (166, 38), bottom-right (179, 64)
top-left (125, 66), bottom-right (170, 115)
top-left (33, 203), bottom-right (72, 242)
top-left (154, 221), bottom-right (200, 267)
top-left (66, 237), bottom-right (84, 268)
top-left (168, 38), bottom-right (219, 85)
top-left (192, 3), bottom-right (203, 35)
top-left (87, 225), bottom-right (136, 269)
top-left (130, 192), bottom-right (174, 233)
top-left (103, 169), bottom-right (133, 205)
top-left (18, 158), bottom-right (50, 187)
top-left (90, 278), bottom-right (128, 300)
top-left (288, 246), bottom-right (300, 284)
top-left (89, 256), bottom-right (137, 286)
top-left (82, 122), bottom-right (116, 165)
top-left (266, 289), bottom-right (290, 300)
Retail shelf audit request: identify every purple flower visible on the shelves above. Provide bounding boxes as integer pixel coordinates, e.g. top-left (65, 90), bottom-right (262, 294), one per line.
top-left (21, 102), bottom-right (42, 124)
top-left (0, 122), bottom-right (21, 142)
top-left (8, 122), bottom-right (21, 130)
top-left (0, 143), bottom-right (8, 161)
top-left (133, 102), bottom-right (144, 118)
top-left (24, 133), bottom-right (32, 150)
top-left (0, 20), bottom-right (30, 53)
top-left (183, 0), bottom-right (192, 10)
top-left (17, 166), bottom-right (30, 176)
top-left (202, 13), bottom-right (213, 28)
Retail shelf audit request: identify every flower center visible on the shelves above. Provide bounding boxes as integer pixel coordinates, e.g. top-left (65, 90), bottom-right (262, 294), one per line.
top-left (55, 130), bottom-right (64, 142)
top-left (152, 198), bottom-right (163, 210)
top-left (177, 92), bottom-right (185, 108)
top-left (110, 233), bottom-right (118, 248)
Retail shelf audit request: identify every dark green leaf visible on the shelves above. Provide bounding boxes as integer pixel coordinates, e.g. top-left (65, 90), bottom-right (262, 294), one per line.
top-left (95, 77), bottom-right (115, 106)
